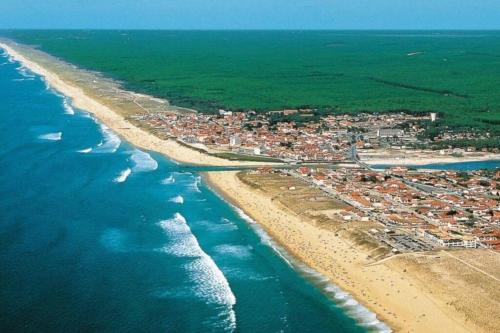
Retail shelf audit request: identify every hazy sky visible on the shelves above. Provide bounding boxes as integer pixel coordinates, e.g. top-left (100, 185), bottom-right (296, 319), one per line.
top-left (1, 0), bottom-right (499, 30)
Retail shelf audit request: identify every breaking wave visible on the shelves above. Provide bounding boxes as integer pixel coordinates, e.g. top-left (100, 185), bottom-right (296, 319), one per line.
top-left (12, 77), bottom-right (34, 81)
top-left (3, 52), bottom-right (14, 64)
top-left (188, 175), bottom-right (202, 193)
top-left (161, 174), bottom-right (175, 184)
top-left (114, 168), bottom-right (131, 183)
top-left (130, 149), bottom-right (158, 172)
top-left (77, 147), bottom-right (92, 153)
top-left (168, 195), bottom-right (184, 204)
top-left (237, 206), bottom-right (293, 266)
top-left (16, 65), bottom-right (35, 79)
top-left (62, 98), bottom-right (75, 115)
top-left (220, 195), bottom-right (391, 332)
top-left (93, 124), bottom-right (121, 153)
top-left (324, 285), bottom-right (391, 332)
top-left (38, 132), bottom-right (62, 141)
top-left (158, 213), bottom-right (237, 331)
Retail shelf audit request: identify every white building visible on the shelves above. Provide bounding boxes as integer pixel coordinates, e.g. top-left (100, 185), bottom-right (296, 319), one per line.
top-left (229, 135), bottom-right (241, 147)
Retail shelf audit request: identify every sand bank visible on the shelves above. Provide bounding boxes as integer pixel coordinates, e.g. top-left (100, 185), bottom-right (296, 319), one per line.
top-left (205, 171), bottom-right (495, 333)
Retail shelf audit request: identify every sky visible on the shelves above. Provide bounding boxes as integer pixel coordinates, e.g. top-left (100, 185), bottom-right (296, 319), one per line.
top-left (0, 0), bottom-right (499, 30)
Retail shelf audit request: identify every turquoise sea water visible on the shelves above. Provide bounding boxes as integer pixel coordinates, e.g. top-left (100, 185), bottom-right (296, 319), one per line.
top-left (0, 53), bottom-right (389, 332)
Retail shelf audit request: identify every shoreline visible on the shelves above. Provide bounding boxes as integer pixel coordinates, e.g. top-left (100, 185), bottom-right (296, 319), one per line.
top-left (0, 41), bottom-right (266, 167)
top-left (204, 171), bottom-right (485, 333)
top-left (1, 40), bottom-right (397, 331)
top-left (202, 173), bottom-right (392, 332)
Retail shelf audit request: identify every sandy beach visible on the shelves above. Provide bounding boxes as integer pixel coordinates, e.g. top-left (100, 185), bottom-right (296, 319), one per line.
top-left (205, 171), bottom-right (499, 333)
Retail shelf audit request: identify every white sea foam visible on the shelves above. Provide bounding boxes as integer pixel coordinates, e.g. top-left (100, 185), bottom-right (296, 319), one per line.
top-left (38, 132), bottom-right (62, 141)
top-left (407, 51), bottom-right (424, 57)
top-left (130, 149), bottom-right (158, 172)
top-left (42, 79), bottom-right (51, 91)
top-left (168, 195), bottom-right (184, 204)
top-left (62, 98), bottom-right (75, 115)
top-left (218, 195), bottom-right (391, 333)
top-left (158, 213), bottom-right (201, 257)
top-left (93, 124), bottom-right (121, 153)
top-left (158, 213), bottom-right (237, 330)
top-left (0, 52), bottom-right (8, 65)
top-left (195, 219), bottom-right (238, 233)
top-left (12, 77), bottom-right (34, 81)
top-left (16, 64), bottom-right (35, 78)
top-left (324, 285), bottom-right (392, 332)
top-left (187, 175), bottom-right (202, 193)
top-left (77, 147), bottom-right (93, 153)
top-left (213, 244), bottom-right (253, 260)
top-left (161, 174), bottom-right (175, 184)
top-left (114, 168), bottom-right (131, 183)
top-left (81, 112), bottom-right (93, 119)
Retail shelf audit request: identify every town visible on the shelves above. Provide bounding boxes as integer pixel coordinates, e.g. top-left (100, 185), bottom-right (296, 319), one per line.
top-left (130, 109), bottom-right (499, 252)
top-left (131, 108), bottom-right (497, 164)
top-left (131, 109), bottom-right (434, 162)
top-left (271, 165), bottom-right (500, 252)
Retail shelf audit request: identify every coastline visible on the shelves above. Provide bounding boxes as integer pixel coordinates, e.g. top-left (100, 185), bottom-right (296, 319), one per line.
top-left (202, 172), bottom-right (392, 332)
top-left (204, 171), bottom-right (489, 333)
top-left (2, 40), bottom-right (497, 333)
top-left (0, 41), bottom-right (263, 167)
top-left (1, 40), bottom-right (394, 332)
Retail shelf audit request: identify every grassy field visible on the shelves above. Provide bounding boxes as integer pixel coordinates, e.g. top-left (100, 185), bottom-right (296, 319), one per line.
top-left (3, 30), bottom-right (500, 136)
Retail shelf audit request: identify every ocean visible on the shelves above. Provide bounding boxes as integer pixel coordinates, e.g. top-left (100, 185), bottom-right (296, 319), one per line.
top-left (0, 52), bottom-right (388, 331)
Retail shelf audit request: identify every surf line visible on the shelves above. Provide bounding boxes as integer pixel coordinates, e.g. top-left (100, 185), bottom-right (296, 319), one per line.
top-left (206, 182), bottom-right (391, 333)
top-left (158, 212), bottom-right (237, 331)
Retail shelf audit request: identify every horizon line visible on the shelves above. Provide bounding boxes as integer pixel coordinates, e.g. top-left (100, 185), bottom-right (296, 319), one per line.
top-left (1, 28), bottom-right (500, 32)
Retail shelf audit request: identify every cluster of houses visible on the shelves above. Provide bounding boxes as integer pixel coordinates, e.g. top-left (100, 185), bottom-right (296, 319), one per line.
top-left (130, 110), bottom-right (432, 162)
top-left (325, 113), bottom-right (428, 150)
top-left (432, 128), bottom-right (495, 145)
top-left (290, 166), bottom-right (500, 250)
top-left (129, 107), bottom-right (499, 250)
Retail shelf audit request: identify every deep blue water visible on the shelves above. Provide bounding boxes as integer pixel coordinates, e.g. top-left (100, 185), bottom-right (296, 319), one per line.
top-left (373, 160), bottom-right (500, 171)
top-left (0, 53), bottom-right (388, 332)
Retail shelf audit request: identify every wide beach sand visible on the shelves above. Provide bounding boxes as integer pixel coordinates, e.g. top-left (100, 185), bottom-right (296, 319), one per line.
top-left (205, 171), bottom-right (499, 333)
